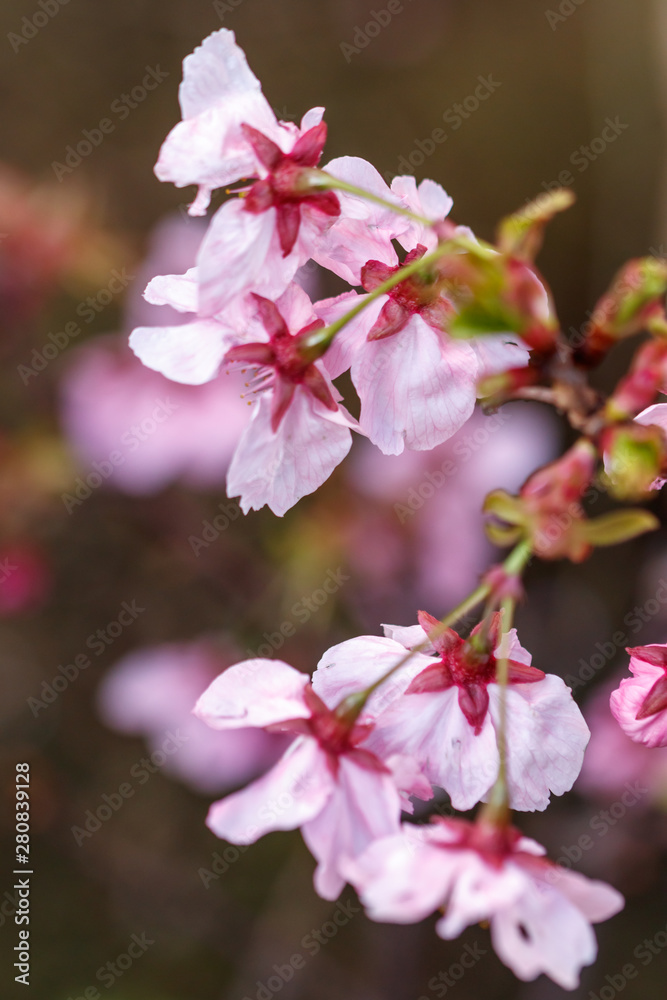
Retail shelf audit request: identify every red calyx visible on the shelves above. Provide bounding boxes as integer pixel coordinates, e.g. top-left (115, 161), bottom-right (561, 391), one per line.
top-left (405, 610), bottom-right (544, 733)
top-left (361, 247), bottom-right (454, 341)
top-left (270, 685), bottom-right (388, 776)
top-left (241, 122), bottom-right (340, 257)
top-left (224, 295), bottom-right (336, 432)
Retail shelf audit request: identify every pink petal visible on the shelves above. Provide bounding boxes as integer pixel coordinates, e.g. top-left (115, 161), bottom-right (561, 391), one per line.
top-left (206, 738), bottom-right (333, 843)
top-left (226, 387), bottom-right (353, 516)
top-left (299, 107), bottom-right (325, 132)
top-left (313, 156), bottom-right (404, 285)
top-left (312, 635), bottom-right (435, 721)
top-left (197, 201), bottom-right (279, 312)
top-left (489, 876), bottom-right (598, 989)
top-left (544, 865), bottom-right (624, 923)
top-left (374, 688), bottom-right (500, 810)
top-left (194, 658), bottom-right (310, 729)
top-left (345, 826), bottom-right (461, 923)
top-left (469, 334), bottom-right (530, 379)
top-left (129, 318), bottom-right (232, 384)
top-left (381, 623), bottom-right (437, 654)
top-left (390, 176), bottom-right (453, 251)
top-left (352, 315), bottom-right (479, 455)
top-left (301, 755), bottom-right (402, 900)
top-left (486, 676), bottom-right (590, 811)
top-left (610, 654), bottom-right (667, 747)
top-left (143, 268), bottom-right (199, 314)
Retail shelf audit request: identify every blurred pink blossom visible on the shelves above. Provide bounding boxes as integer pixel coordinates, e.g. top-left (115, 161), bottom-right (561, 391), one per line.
top-left (346, 402), bottom-right (559, 605)
top-left (60, 212), bottom-right (252, 494)
top-left (345, 817), bottom-right (623, 990)
top-left (0, 542), bottom-right (50, 616)
top-left (97, 642), bottom-right (284, 794)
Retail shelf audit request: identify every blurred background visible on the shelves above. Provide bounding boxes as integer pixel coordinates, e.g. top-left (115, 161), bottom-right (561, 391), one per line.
top-left (2, 0), bottom-right (667, 997)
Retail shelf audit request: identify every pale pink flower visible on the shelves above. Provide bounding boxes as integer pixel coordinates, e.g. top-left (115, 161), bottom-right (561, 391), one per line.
top-left (132, 279), bottom-right (355, 514)
top-left (222, 284), bottom-right (357, 515)
top-left (195, 657), bottom-right (431, 899)
top-left (97, 643), bottom-right (283, 794)
top-left (345, 817), bottom-right (623, 990)
top-left (313, 611), bottom-right (589, 812)
top-left (610, 644), bottom-right (667, 748)
top-left (155, 28), bottom-right (342, 309)
top-left (196, 113), bottom-right (341, 313)
top-left (316, 178), bottom-right (528, 454)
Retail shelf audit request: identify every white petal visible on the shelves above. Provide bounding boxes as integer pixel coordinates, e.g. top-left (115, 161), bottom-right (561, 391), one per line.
top-left (226, 389), bottom-right (352, 516)
top-left (129, 318), bottom-right (231, 384)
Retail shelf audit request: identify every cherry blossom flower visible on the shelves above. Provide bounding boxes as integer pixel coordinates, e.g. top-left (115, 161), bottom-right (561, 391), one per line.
top-left (194, 657), bottom-right (431, 899)
top-left (196, 112), bottom-right (341, 312)
top-left (316, 178), bottom-right (528, 454)
top-left (155, 28), bottom-right (343, 309)
top-left (345, 817), bottom-right (623, 990)
top-left (222, 284), bottom-right (357, 515)
top-left (131, 276), bottom-right (356, 514)
top-left (610, 644), bottom-right (667, 748)
top-left (97, 643), bottom-right (284, 794)
top-left (313, 612), bottom-right (589, 811)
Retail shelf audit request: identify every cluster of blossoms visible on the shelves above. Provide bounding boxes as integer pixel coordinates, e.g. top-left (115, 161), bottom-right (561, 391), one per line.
top-left (125, 26), bottom-right (667, 993)
top-left (129, 28), bottom-right (528, 516)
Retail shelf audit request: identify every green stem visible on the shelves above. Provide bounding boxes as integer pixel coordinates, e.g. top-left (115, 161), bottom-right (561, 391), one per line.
top-left (481, 595), bottom-right (517, 824)
top-left (309, 169), bottom-right (433, 227)
top-left (302, 239), bottom-right (459, 359)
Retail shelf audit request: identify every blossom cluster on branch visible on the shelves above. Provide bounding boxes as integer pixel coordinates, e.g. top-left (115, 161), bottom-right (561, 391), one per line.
top-left (126, 27), bottom-right (667, 990)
